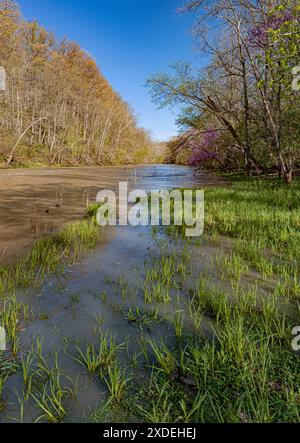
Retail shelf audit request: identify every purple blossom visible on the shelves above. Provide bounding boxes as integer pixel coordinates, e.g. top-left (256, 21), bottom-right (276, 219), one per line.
top-left (190, 150), bottom-right (218, 166)
top-left (187, 129), bottom-right (220, 166)
top-left (247, 10), bottom-right (297, 48)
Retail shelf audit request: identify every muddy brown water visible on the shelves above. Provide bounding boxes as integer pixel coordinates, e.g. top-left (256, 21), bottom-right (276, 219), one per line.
top-left (0, 165), bottom-right (226, 264)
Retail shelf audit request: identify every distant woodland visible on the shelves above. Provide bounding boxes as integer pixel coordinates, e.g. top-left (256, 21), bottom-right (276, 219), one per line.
top-left (0, 0), bottom-right (160, 167)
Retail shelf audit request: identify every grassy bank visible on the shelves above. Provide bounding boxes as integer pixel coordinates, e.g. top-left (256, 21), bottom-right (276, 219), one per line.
top-left (89, 177), bottom-right (300, 423)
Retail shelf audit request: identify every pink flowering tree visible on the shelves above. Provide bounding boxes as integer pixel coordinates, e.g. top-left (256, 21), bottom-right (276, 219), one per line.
top-left (174, 129), bottom-right (221, 168)
top-left (189, 130), bottom-right (220, 167)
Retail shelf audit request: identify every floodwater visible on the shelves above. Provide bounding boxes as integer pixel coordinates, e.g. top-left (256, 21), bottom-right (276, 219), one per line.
top-left (0, 165), bottom-right (227, 423)
top-left (0, 165), bottom-right (226, 264)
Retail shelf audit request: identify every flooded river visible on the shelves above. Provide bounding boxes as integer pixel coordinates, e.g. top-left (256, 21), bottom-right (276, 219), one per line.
top-left (0, 165), bottom-right (227, 423)
top-left (0, 165), bottom-right (225, 264)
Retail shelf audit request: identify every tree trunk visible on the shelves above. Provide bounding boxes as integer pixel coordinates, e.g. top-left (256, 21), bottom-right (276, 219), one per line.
top-left (284, 169), bottom-right (293, 185)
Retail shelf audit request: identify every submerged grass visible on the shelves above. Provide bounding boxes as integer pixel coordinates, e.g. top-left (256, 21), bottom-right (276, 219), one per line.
top-left (91, 177), bottom-right (300, 424)
top-left (0, 218), bottom-right (101, 295)
top-left (1, 176), bottom-right (300, 423)
top-left (75, 332), bottom-right (124, 377)
top-left (0, 206), bottom-right (102, 416)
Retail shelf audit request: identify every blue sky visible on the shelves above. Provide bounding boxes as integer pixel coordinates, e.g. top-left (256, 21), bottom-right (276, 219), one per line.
top-left (18, 0), bottom-right (200, 141)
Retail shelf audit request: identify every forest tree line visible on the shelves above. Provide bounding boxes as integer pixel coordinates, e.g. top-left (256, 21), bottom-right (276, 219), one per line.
top-left (148, 0), bottom-right (300, 183)
top-left (0, 0), bottom-right (159, 167)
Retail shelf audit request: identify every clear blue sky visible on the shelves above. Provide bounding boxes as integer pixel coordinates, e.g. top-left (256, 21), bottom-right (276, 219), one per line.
top-left (18, 0), bottom-right (200, 141)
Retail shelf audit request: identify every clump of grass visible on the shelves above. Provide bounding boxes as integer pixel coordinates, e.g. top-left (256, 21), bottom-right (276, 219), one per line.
top-left (118, 276), bottom-right (129, 301)
top-left (143, 251), bottom-right (191, 304)
top-left (16, 341), bottom-right (79, 422)
top-left (144, 252), bottom-right (190, 291)
top-left (0, 371), bottom-right (8, 412)
top-left (233, 239), bottom-right (271, 275)
top-left (186, 299), bottom-right (205, 332)
top-left (144, 283), bottom-right (171, 304)
top-left (146, 338), bottom-right (177, 377)
top-left (173, 311), bottom-right (185, 339)
top-left (105, 365), bottom-right (131, 405)
top-left (237, 286), bottom-right (258, 314)
top-left (75, 333), bottom-right (124, 377)
top-left (217, 253), bottom-right (248, 282)
top-left (0, 296), bottom-right (24, 356)
top-left (188, 277), bottom-right (231, 326)
top-left (136, 380), bottom-right (174, 423)
top-left (0, 354), bottom-right (17, 413)
top-left (21, 352), bottom-right (34, 394)
top-left (123, 307), bottom-right (160, 331)
top-left (31, 374), bottom-right (67, 423)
